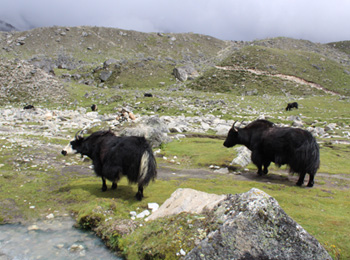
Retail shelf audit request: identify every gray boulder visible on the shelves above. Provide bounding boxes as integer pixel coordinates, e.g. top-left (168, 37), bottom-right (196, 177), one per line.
top-left (120, 115), bottom-right (171, 148)
top-left (186, 188), bottom-right (331, 260)
top-left (173, 65), bottom-right (199, 81)
top-left (100, 71), bottom-right (113, 82)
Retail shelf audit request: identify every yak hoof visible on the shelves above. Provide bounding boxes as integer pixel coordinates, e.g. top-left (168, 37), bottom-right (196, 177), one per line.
top-left (296, 182), bottom-right (303, 187)
top-left (257, 171), bottom-right (263, 176)
top-left (102, 186), bottom-right (107, 192)
top-left (135, 192), bottom-right (143, 201)
top-left (307, 183), bottom-right (314, 187)
top-left (111, 183), bottom-right (117, 190)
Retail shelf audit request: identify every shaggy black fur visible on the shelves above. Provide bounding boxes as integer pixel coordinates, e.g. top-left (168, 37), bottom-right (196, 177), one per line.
top-left (286, 102), bottom-right (298, 111)
top-left (69, 130), bottom-right (157, 200)
top-left (224, 119), bottom-right (319, 187)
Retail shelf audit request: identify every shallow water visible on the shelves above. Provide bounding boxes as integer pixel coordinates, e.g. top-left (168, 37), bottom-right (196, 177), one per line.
top-left (0, 218), bottom-right (122, 260)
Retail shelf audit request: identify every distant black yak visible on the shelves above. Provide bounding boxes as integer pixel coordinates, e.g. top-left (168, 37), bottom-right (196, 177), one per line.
top-left (23, 105), bottom-right (35, 110)
top-left (144, 93), bottom-right (153, 97)
top-left (62, 130), bottom-right (157, 200)
top-left (286, 102), bottom-right (298, 111)
top-left (91, 104), bottom-right (98, 111)
top-left (223, 119), bottom-right (320, 187)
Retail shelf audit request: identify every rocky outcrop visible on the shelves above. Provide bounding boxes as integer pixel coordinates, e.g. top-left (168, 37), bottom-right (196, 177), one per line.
top-left (185, 188), bottom-right (332, 260)
top-left (173, 65), bottom-right (199, 81)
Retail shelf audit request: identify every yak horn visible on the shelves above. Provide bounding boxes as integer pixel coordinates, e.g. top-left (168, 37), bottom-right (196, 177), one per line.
top-left (75, 130), bottom-right (84, 140)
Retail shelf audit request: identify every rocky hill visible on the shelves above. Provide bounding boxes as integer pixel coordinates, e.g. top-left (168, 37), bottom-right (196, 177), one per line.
top-left (0, 26), bottom-right (350, 107)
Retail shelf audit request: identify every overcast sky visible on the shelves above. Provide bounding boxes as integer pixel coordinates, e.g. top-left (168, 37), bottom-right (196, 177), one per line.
top-left (1, 0), bottom-right (350, 43)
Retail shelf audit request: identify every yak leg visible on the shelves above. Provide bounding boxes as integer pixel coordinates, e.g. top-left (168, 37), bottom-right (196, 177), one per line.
top-left (111, 181), bottom-right (117, 190)
top-left (135, 185), bottom-right (144, 201)
top-left (101, 177), bottom-right (107, 192)
top-left (296, 173), bottom-right (306, 186)
top-left (263, 161), bottom-right (271, 175)
top-left (251, 151), bottom-right (263, 176)
top-left (307, 174), bottom-right (314, 187)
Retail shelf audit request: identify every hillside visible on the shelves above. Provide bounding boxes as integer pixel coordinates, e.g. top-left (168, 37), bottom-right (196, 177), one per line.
top-left (1, 27), bottom-right (349, 108)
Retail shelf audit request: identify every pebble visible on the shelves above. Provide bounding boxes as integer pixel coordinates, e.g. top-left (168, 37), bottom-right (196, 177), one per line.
top-left (28, 225), bottom-right (39, 231)
top-left (69, 244), bottom-right (84, 252)
top-left (46, 213), bottom-right (54, 219)
top-left (148, 203), bottom-right (159, 212)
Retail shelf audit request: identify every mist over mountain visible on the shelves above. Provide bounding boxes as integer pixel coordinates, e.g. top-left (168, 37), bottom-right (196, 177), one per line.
top-left (0, 19), bottom-right (18, 32)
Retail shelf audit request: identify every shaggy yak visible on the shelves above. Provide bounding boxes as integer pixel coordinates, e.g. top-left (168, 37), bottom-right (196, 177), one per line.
top-left (286, 102), bottom-right (298, 111)
top-left (63, 130), bottom-right (157, 200)
top-left (223, 119), bottom-right (320, 187)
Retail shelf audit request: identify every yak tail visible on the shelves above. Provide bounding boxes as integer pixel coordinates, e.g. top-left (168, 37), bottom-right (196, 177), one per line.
top-left (291, 136), bottom-right (320, 176)
top-left (138, 149), bottom-right (157, 187)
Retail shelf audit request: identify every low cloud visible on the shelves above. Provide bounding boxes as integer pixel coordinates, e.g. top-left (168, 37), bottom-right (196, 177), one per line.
top-left (1, 0), bottom-right (350, 43)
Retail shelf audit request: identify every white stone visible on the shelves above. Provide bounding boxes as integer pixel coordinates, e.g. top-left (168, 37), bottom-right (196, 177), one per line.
top-left (46, 213), bottom-right (54, 219)
top-left (136, 210), bottom-right (150, 219)
top-left (148, 203), bottom-right (159, 212)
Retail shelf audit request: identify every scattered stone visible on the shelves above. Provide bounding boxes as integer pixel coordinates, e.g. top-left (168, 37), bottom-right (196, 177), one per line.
top-left (27, 225), bottom-right (39, 231)
top-left (69, 244), bottom-right (84, 252)
top-left (213, 167), bottom-right (229, 174)
top-left (148, 203), bottom-right (159, 212)
top-left (46, 213), bottom-right (54, 219)
top-left (136, 210), bottom-right (150, 219)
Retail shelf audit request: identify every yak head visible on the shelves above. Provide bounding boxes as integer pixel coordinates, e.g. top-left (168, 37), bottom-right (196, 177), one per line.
top-left (223, 121), bottom-right (240, 148)
top-left (61, 130), bottom-right (86, 156)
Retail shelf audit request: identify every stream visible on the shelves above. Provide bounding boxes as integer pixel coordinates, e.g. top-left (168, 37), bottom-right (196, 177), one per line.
top-left (0, 218), bottom-right (122, 260)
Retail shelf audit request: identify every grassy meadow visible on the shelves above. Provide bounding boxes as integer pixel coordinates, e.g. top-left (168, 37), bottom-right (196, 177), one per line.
top-left (1, 30), bottom-right (350, 259)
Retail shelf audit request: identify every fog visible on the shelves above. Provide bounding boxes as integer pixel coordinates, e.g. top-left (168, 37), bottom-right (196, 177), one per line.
top-left (1, 0), bottom-right (350, 43)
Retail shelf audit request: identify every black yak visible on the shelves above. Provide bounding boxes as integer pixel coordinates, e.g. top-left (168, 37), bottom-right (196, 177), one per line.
top-left (223, 119), bottom-right (320, 187)
top-left (91, 104), bottom-right (98, 111)
top-left (63, 130), bottom-right (157, 200)
top-left (286, 102), bottom-right (298, 111)
top-left (23, 105), bottom-right (35, 110)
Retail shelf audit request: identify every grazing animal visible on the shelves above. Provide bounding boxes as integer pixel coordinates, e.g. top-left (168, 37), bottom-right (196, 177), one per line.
top-left (91, 104), bottom-right (98, 111)
top-left (63, 130), bottom-right (157, 200)
top-left (223, 119), bottom-right (319, 187)
top-left (286, 102), bottom-right (298, 111)
top-left (23, 105), bottom-right (35, 110)
top-left (144, 93), bottom-right (153, 97)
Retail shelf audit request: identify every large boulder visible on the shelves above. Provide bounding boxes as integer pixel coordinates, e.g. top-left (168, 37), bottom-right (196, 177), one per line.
top-left (185, 188), bottom-right (331, 260)
top-left (173, 65), bottom-right (199, 81)
top-left (146, 188), bottom-right (226, 221)
top-left (120, 115), bottom-right (171, 148)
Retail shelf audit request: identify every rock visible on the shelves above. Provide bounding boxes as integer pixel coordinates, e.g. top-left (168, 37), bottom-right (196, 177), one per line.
top-left (46, 213), bottom-right (54, 219)
top-left (69, 244), bottom-right (84, 252)
top-left (148, 202), bottom-right (159, 212)
top-left (231, 146), bottom-right (251, 167)
top-left (185, 188), bottom-right (331, 260)
top-left (213, 168), bottom-right (229, 174)
top-left (292, 119), bottom-right (304, 127)
top-left (27, 225), bottom-right (39, 231)
top-left (173, 65), bottom-right (199, 81)
top-left (121, 115), bottom-right (171, 147)
top-left (99, 71), bottom-right (113, 82)
top-left (325, 123), bottom-right (337, 132)
top-left (146, 188), bottom-right (226, 221)
top-left (136, 210), bottom-right (150, 219)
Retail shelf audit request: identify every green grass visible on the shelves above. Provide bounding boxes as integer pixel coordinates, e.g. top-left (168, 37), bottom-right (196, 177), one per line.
top-left (159, 137), bottom-right (233, 168)
top-left (219, 45), bottom-right (350, 96)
